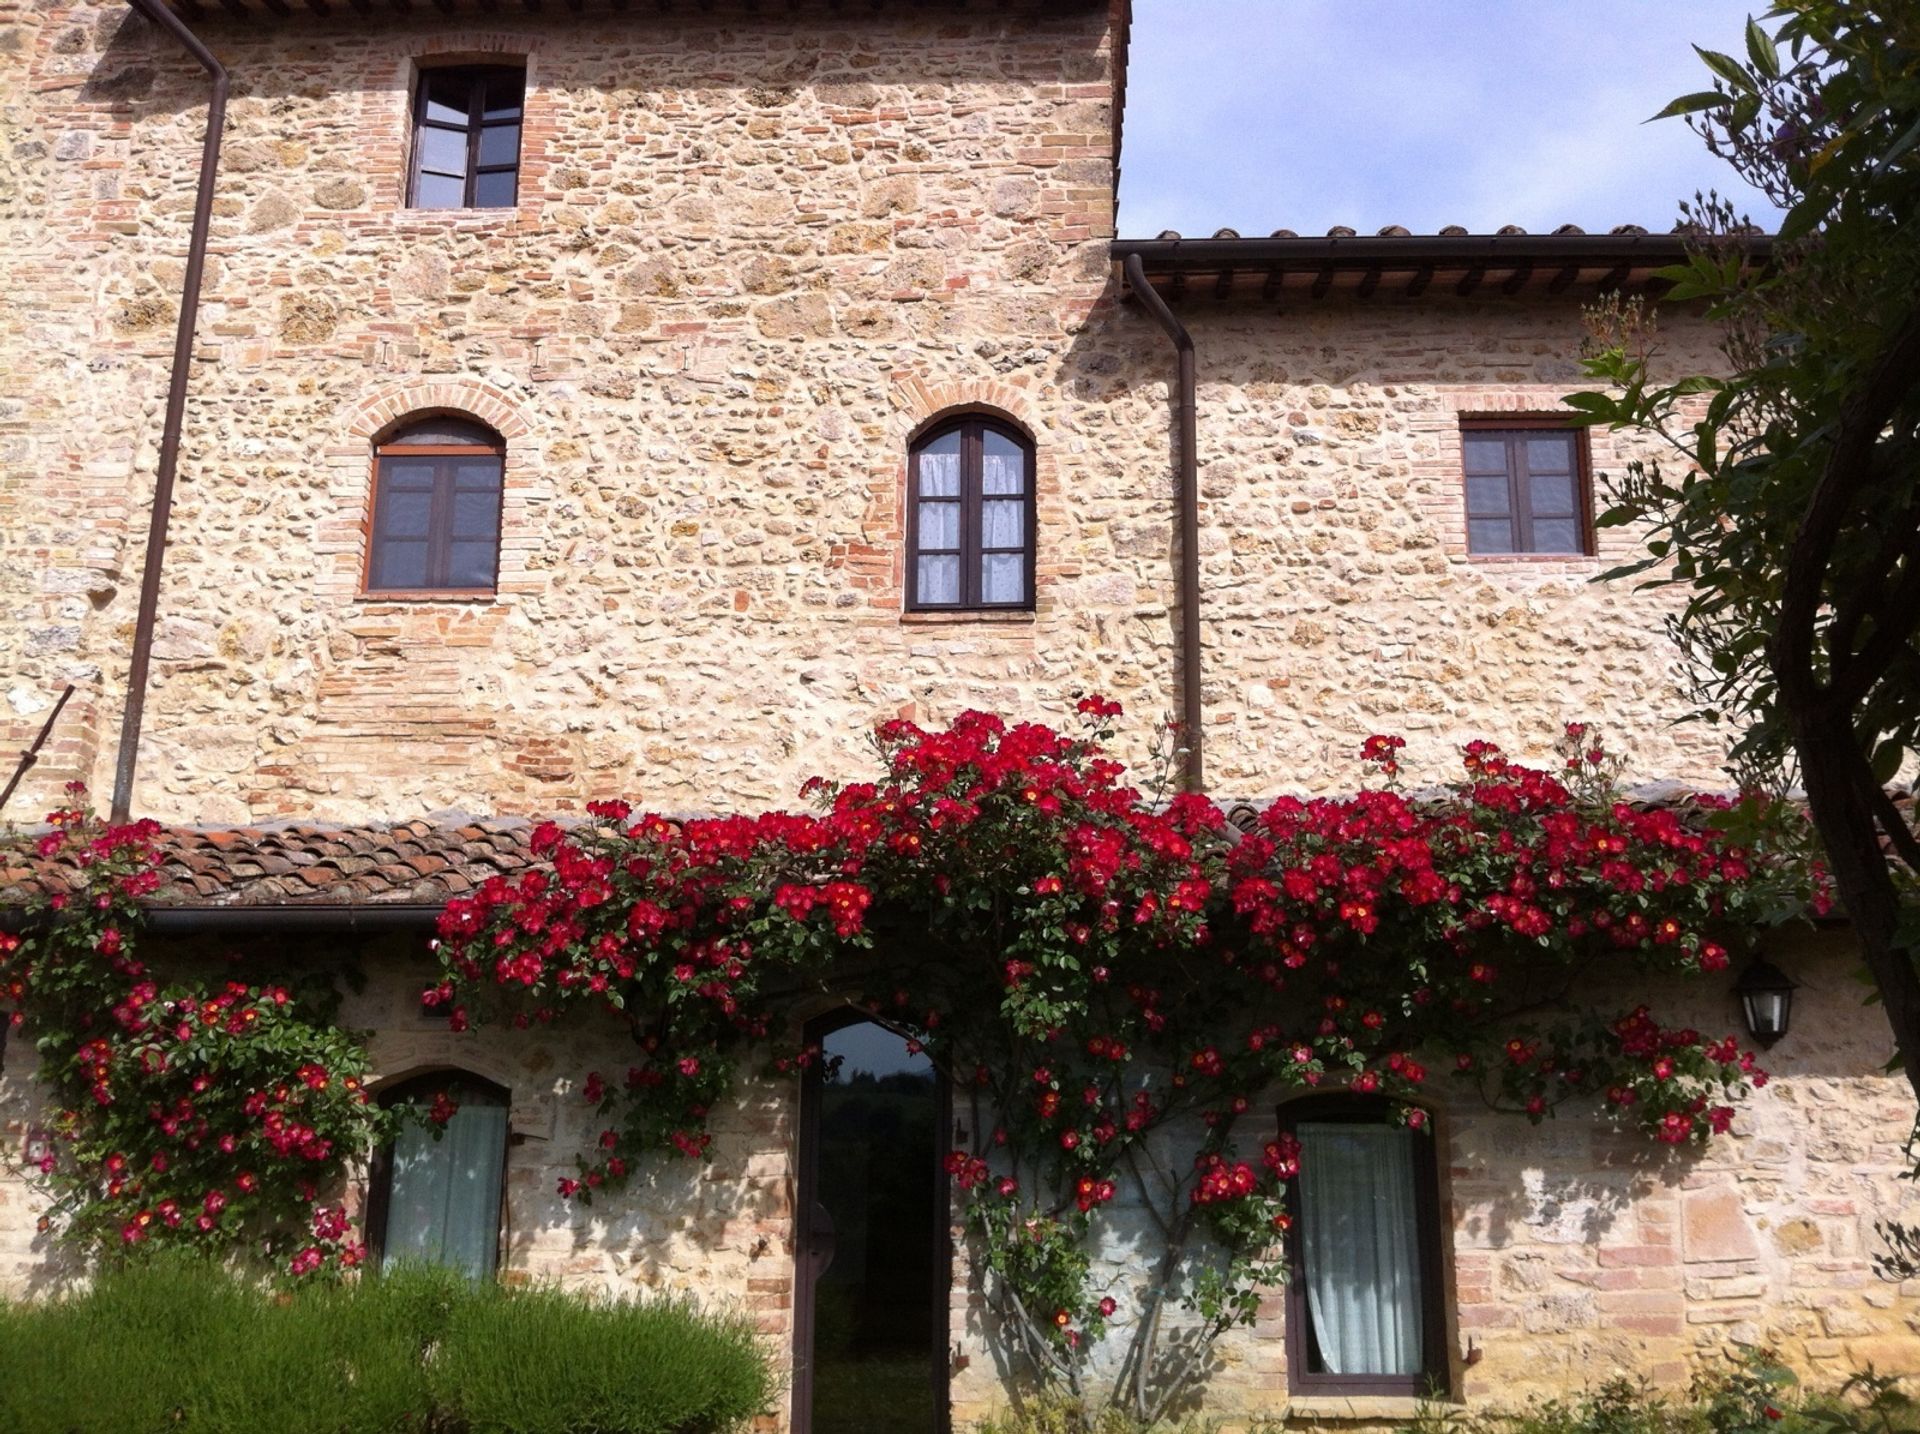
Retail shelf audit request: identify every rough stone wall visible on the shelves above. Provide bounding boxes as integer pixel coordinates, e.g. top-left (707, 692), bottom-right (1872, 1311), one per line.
top-left (4, 930), bottom-right (1916, 1425)
top-left (6, 1), bottom-right (1748, 831)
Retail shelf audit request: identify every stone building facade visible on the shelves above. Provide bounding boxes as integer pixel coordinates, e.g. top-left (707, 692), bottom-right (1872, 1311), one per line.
top-left (1, 0), bottom-right (1916, 1427)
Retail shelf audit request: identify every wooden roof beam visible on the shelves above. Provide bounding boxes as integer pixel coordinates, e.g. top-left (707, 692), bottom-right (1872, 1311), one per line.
top-left (1454, 263), bottom-right (1487, 297)
top-left (1309, 264), bottom-right (1334, 299)
top-left (1547, 264), bottom-right (1581, 294)
top-left (1405, 262), bottom-right (1434, 297)
top-left (1212, 269), bottom-right (1234, 300)
top-left (1261, 267), bottom-right (1286, 301)
top-left (1596, 263), bottom-right (1631, 292)
top-left (214, 0), bottom-right (250, 17)
top-left (1167, 271), bottom-right (1187, 303)
top-left (1500, 261), bottom-right (1534, 295)
top-left (1355, 264), bottom-right (1383, 299)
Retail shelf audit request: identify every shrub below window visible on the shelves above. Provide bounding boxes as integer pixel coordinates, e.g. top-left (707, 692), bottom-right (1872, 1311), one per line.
top-left (0, 1258), bottom-right (774, 1434)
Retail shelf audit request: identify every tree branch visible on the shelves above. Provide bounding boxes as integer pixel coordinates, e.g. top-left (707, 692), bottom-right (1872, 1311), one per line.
top-left (1769, 307), bottom-right (1920, 714)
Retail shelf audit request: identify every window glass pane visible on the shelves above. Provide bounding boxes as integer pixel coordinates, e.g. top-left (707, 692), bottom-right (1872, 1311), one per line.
top-left (421, 75), bottom-right (472, 127)
top-left (1468, 518), bottom-right (1514, 554)
top-left (981, 499), bottom-right (1024, 549)
top-left (477, 124), bottom-right (520, 169)
top-left (917, 437), bottom-right (961, 497)
top-left (1525, 436), bottom-right (1574, 473)
top-left (453, 458), bottom-right (503, 490)
top-left (1528, 472), bottom-right (1575, 515)
top-left (1530, 518), bottom-right (1582, 553)
top-left (1464, 475), bottom-right (1509, 517)
top-left (382, 1099), bottom-right (508, 1280)
top-left (380, 489), bottom-right (433, 540)
top-left (917, 499), bottom-right (959, 551)
top-left (417, 126), bottom-right (469, 177)
top-left (482, 74), bottom-right (524, 120)
top-left (387, 418), bottom-right (499, 447)
top-left (473, 169), bottom-right (517, 209)
top-left (380, 458), bottom-right (438, 488)
top-left (1462, 436), bottom-right (1509, 475)
top-left (981, 552), bottom-right (1025, 605)
top-left (915, 553), bottom-right (960, 606)
top-left (372, 539), bottom-right (429, 590)
top-left (414, 171), bottom-right (466, 210)
top-left (1297, 1122), bottom-right (1423, 1377)
top-left (982, 431), bottom-right (1026, 494)
top-left (451, 490), bottom-right (501, 540)
top-left (448, 539), bottom-right (498, 589)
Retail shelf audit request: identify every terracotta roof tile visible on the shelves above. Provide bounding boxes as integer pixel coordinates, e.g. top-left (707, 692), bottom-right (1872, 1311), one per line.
top-left (1, 818), bottom-right (540, 911)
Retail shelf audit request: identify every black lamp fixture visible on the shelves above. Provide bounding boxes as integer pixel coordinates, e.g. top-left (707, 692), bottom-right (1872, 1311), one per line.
top-left (1735, 955), bottom-right (1797, 1049)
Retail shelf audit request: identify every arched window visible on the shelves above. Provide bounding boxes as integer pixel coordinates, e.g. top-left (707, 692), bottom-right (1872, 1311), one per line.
top-left (366, 1072), bottom-right (510, 1280)
top-left (364, 415), bottom-right (505, 595)
top-left (1280, 1095), bottom-right (1447, 1395)
top-left (906, 416), bottom-right (1035, 611)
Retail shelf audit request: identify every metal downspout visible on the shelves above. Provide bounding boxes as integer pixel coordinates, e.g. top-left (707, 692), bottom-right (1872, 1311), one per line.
top-left (109, 1), bottom-right (228, 823)
top-left (1122, 253), bottom-right (1203, 794)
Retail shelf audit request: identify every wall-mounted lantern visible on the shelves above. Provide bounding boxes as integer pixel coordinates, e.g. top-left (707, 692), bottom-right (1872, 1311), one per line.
top-left (1735, 956), bottom-right (1797, 1049)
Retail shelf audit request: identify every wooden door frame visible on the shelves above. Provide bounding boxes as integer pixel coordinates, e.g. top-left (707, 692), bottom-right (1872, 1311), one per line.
top-left (791, 1008), bottom-right (953, 1434)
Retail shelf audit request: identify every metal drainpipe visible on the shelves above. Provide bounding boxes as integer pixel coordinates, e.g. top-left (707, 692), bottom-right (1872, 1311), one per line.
top-left (1122, 253), bottom-right (1203, 794)
top-left (109, 1), bottom-right (228, 823)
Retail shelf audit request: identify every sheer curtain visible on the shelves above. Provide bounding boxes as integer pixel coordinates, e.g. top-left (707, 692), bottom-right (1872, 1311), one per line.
top-left (916, 444), bottom-right (962, 604)
top-left (1297, 1122), bottom-right (1423, 1375)
top-left (383, 1099), bottom-right (509, 1279)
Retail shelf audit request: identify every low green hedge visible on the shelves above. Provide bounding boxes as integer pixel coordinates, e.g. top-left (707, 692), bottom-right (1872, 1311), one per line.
top-left (0, 1258), bottom-right (773, 1434)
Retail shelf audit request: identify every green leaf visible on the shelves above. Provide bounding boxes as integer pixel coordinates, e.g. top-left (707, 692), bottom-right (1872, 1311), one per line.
top-left (1745, 16), bottom-right (1781, 78)
top-left (1647, 89), bottom-right (1730, 122)
top-left (1693, 46), bottom-right (1757, 92)
top-left (1871, 738), bottom-right (1904, 785)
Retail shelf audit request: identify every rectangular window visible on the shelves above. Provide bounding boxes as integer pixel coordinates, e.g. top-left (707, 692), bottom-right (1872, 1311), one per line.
top-left (409, 65), bottom-right (525, 210)
top-left (1284, 1100), bottom-right (1447, 1396)
top-left (1460, 421), bottom-right (1591, 555)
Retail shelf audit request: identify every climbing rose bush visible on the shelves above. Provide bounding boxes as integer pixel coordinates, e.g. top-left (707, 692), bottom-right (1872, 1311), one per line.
top-left (0, 790), bottom-right (390, 1276)
top-left (428, 705), bottom-right (1820, 1416)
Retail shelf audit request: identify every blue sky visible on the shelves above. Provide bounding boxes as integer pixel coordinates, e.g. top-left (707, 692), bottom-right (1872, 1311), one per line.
top-left (1117, 0), bottom-right (1782, 239)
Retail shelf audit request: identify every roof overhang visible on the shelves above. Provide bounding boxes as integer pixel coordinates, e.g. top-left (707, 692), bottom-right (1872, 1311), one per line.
top-left (1111, 230), bottom-right (1772, 303)
top-left (161, 0), bottom-right (1105, 24)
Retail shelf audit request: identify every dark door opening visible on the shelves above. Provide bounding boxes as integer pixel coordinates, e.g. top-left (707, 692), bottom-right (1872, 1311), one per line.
top-left (794, 1013), bottom-right (950, 1434)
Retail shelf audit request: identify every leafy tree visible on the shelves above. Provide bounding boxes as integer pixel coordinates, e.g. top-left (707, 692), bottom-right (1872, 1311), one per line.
top-left (1571, 1), bottom-right (1920, 1106)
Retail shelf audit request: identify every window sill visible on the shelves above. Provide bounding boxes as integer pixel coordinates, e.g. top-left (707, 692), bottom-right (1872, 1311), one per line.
top-left (900, 609), bottom-right (1038, 626)
top-left (1462, 552), bottom-right (1600, 564)
top-left (1282, 1395), bottom-right (1441, 1421)
top-left (356, 589), bottom-right (500, 604)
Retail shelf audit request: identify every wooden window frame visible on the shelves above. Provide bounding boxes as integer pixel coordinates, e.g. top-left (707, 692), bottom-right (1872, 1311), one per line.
top-left (407, 64), bottom-right (526, 211)
top-left (1458, 415), bottom-right (1595, 557)
top-left (364, 1071), bottom-right (513, 1277)
top-left (905, 416), bottom-right (1037, 613)
top-left (1279, 1094), bottom-right (1450, 1398)
top-left (361, 419), bottom-right (506, 600)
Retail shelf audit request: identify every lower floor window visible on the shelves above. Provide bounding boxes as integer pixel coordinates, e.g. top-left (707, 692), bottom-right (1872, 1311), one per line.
top-left (370, 1073), bottom-right (509, 1279)
top-left (1285, 1098), bottom-right (1446, 1394)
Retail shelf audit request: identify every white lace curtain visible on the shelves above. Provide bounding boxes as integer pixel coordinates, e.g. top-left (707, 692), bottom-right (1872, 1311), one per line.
top-left (383, 1098), bottom-right (509, 1279)
top-left (1297, 1122), bottom-right (1424, 1375)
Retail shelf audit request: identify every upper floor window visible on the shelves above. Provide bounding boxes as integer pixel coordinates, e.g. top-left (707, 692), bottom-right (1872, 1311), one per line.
top-left (1461, 420), bottom-right (1591, 555)
top-left (1282, 1096), bottom-right (1447, 1396)
top-left (907, 417), bottom-right (1035, 611)
top-left (367, 1073), bottom-right (510, 1280)
top-left (409, 65), bottom-right (525, 210)
top-left (365, 415), bottom-right (505, 596)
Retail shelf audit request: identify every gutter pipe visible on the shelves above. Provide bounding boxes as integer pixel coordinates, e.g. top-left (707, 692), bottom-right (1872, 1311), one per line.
top-left (110, 1), bottom-right (228, 824)
top-left (0, 903), bottom-right (447, 936)
top-left (1122, 252), bottom-right (1203, 794)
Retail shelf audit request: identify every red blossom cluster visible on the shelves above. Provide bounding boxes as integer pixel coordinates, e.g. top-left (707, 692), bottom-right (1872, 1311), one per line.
top-left (2, 790), bottom-right (389, 1276)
